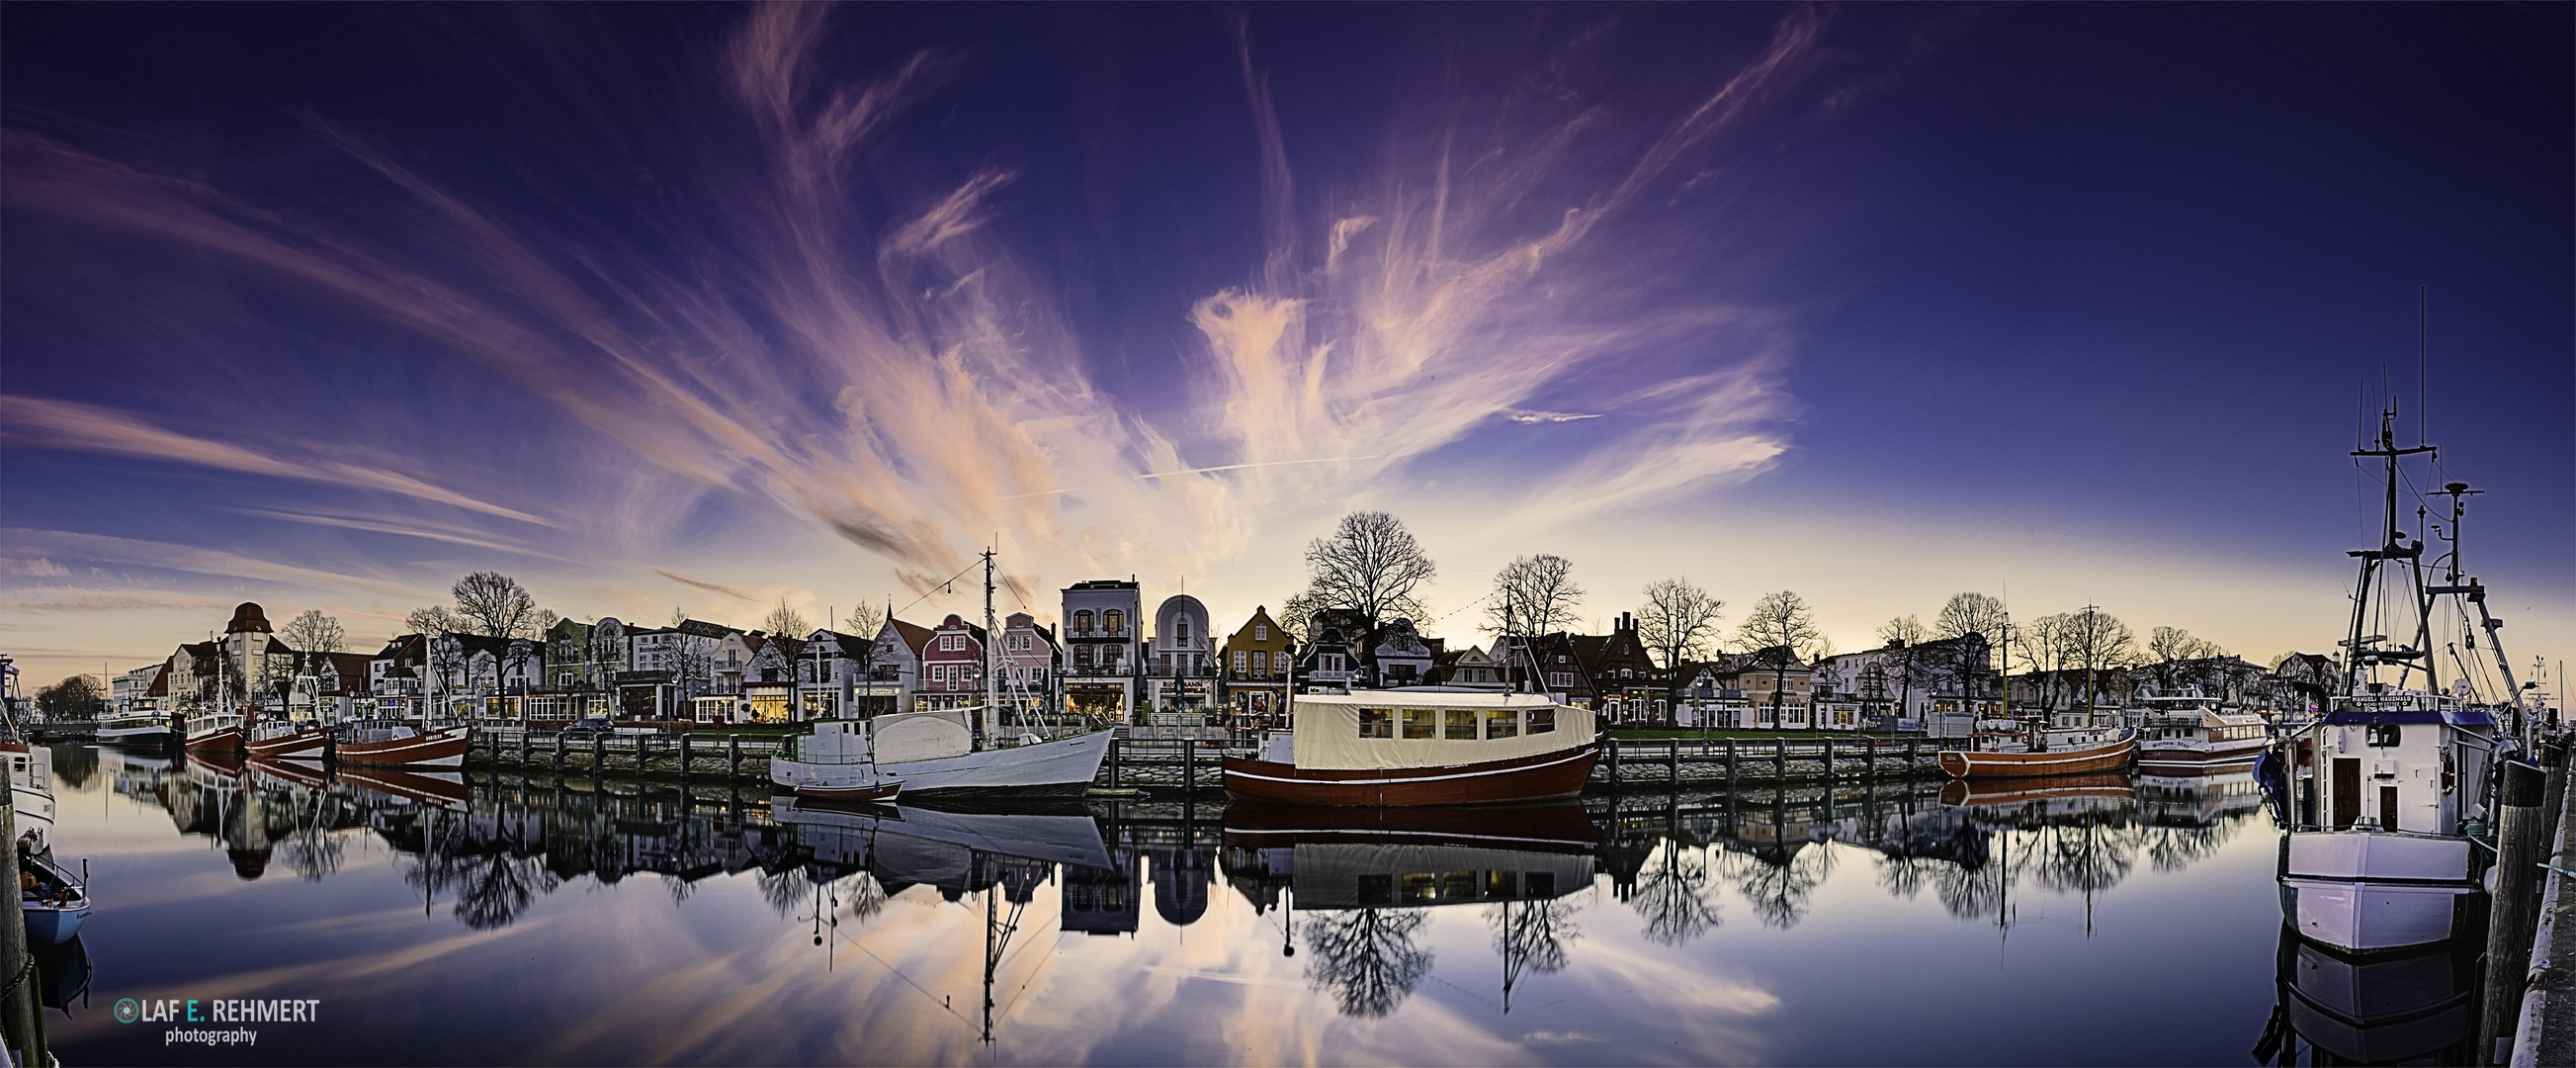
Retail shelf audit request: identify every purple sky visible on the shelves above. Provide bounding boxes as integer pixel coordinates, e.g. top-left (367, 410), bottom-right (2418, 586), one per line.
top-left (3, 4), bottom-right (2568, 691)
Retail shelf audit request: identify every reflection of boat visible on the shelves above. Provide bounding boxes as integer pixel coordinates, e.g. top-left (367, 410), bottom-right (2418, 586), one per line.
top-left (339, 765), bottom-right (470, 809)
top-left (1223, 692), bottom-right (1599, 806)
top-left (33, 934), bottom-right (90, 1012)
top-left (246, 756), bottom-right (333, 791)
top-left (1939, 773), bottom-right (2132, 809)
top-left (2255, 926), bottom-right (2474, 1065)
top-left (1222, 801), bottom-right (1597, 909)
top-left (334, 723), bottom-right (469, 768)
top-left (20, 852), bottom-right (90, 945)
top-left (244, 718), bottom-right (329, 760)
top-left (1937, 727), bottom-right (2135, 779)
top-left (2134, 769), bottom-right (2267, 827)
top-left (774, 712), bottom-right (1107, 797)
top-left (771, 797), bottom-right (1113, 872)
top-left (0, 743), bottom-right (55, 853)
top-left (2134, 689), bottom-right (2269, 774)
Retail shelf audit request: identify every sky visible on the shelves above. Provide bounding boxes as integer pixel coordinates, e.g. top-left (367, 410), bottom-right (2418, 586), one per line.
top-left (3, 3), bottom-right (2569, 695)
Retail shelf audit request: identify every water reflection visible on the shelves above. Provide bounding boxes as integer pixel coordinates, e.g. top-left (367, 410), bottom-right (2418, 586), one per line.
top-left (2255, 927), bottom-right (2479, 1066)
top-left (68, 748), bottom-right (2304, 1062)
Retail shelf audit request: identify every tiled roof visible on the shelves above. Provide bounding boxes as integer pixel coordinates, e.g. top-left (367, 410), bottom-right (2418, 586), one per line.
top-left (887, 617), bottom-right (938, 655)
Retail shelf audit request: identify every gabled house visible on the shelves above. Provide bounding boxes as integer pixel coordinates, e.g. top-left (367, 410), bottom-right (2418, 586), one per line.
top-left (1063, 579), bottom-right (1143, 719)
top-left (1365, 618), bottom-right (1437, 688)
top-left (1527, 633), bottom-right (1599, 709)
top-left (854, 616), bottom-right (938, 717)
top-left (1293, 609), bottom-right (1371, 693)
top-left (1427, 645), bottom-right (1504, 689)
top-left (1145, 594), bottom-right (1215, 714)
top-left (918, 614), bottom-right (988, 711)
top-left (1715, 646), bottom-right (1816, 730)
top-left (797, 629), bottom-right (879, 719)
top-left (993, 612), bottom-right (1061, 720)
top-left (1220, 606), bottom-right (1293, 723)
top-left (741, 633), bottom-right (804, 723)
top-left (1572, 613), bottom-right (1669, 724)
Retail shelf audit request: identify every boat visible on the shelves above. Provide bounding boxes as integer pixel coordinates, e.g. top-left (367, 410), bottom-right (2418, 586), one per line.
top-left (1223, 692), bottom-right (1599, 806)
top-left (19, 851), bottom-right (89, 946)
top-left (243, 715), bottom-right (329, 760)
top-left (180, 709), bottom-right (244, 753)
top-left (768, 719), bottom-right (902, 802)
top-left (773, 710), bottom-right (1105, 797)
top-left (2133, 688), bottom-right (2270, 774)
top-left (1220, 801), bottom-right (1597, 908)
top-left (2253, 926), bottom-right (2476, 1066)
top-left (97, 710), bottom-right (173, 746)
top-left (0, 743), bottom-right (55, 854)
top-left (333, 722), bottom-right (470, 767)
top-left (1936, 723), bottom-right (2135, 779)
top-left (2272, 405), bottom-right (2531, 954)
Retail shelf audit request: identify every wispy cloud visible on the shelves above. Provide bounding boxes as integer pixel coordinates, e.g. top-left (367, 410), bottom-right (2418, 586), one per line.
top-left (651, 569), bottom-right (757, 602)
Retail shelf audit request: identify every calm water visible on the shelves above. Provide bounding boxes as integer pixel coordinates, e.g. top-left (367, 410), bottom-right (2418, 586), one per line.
top-left (26, 744), bottom-right (2472, 1066)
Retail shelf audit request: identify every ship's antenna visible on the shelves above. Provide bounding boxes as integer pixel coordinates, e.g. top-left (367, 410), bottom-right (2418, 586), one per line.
top-left (2417, 287), bottom-right (2428, 447)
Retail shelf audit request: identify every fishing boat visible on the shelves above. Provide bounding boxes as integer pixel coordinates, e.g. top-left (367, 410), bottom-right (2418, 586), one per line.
top-left (0, 741), bottom-right (54, 855)
top-left (1936, 722), bottom-right (2135, 779)
top-left (773, 711), bottom-right (1103, 797)
top-left (768, 719), bottom-right (902, 802)
top-left (181, 708), bottom-right (244, 753)
top-left (334, 721), bottom-right (470, 767)
top-left (19, 852), bottom-right (89, 946)
top-left (243, 714), bottom-right (329, 760)
top-left (2271, 405), bottom-right (2528, 954)
top-left (1223, 692), bottom-right (1599, 806)
top-left (2134, 687), bottom-right (2271, 774)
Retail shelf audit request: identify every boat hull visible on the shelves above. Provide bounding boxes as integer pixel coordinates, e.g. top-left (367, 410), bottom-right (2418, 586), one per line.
top-left (98, 722), bottom-right (172, 745)
top-left (2137, 736), bottom-right (2268, 774)
top-left (2278, 830), bottom-right (2480, 952)
top-left (244, 727), bottom-right (329, 759)
top-left (183, 725), bottom-right (243, 753)
top-left (874, 730), bottom-right (1114, 796)
top-left (336, 729), bottom-right (469, 768)
top-left (1938, 735), bottom-right (2135, 779)
top-left (1223, 741), bottom-right (1600, 806)
top-left (21, 856), bottom-right (87, 946)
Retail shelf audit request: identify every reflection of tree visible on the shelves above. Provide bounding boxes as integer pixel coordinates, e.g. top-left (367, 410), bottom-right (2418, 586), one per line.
top-left (1933, 853), bottom-right (2006, 921)
top-left (2025, 819), bottom-right (2136, 898)
top-left (1726, 840), bottom-right (1834, 931)
top-left (758, 866), bottom-right (820, 917)
top-left (2141, 819), bottom-right (2238, 873)
top-left (1874, 853), bottom-right (1943, 901)
top-left (841, 872), bottom-right (888, 926)
top-left (1626, 842), bottom-right (1721, 945)
top-left (450, 852), bottom-right (558, 930)
top-left (1489, 898), bottom-right (1580, 976)
top-left (281, 823), bottom-right (345, 881)
top-left (1303, 909), bottom-right (1432, 1019)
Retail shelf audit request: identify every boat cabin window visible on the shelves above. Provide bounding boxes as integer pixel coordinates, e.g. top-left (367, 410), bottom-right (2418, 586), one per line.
top-left (1486, 709), bottom-right (1519, 739)
top-left (1528, 707), bottom-right (1555, 734)
top-left (1402, 709), bottom-right (1436, 739)
top-left (1358, 708), bottom-right (1393, 739)
top-left (2366, 724), bottom-right (2401, 747)
top-left (1444, 710), bottom-right (1477, 741)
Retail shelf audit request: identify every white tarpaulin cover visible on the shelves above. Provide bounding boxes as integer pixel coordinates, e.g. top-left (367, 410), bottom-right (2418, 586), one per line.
top-left (1289, 692), bottom-right (1594, 770)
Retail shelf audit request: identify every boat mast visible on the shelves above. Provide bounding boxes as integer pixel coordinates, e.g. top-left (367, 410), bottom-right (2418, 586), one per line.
top-left (2428, 481), bottom-right (2531, 738)
top-left (982, 546), bottom-right (999, 747)
top-left (2345, 406), bottom-right (2435, 697)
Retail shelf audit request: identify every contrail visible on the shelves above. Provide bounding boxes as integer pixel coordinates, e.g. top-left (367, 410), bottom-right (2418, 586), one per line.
top-left (1133, 455), bottom-right (1383, 481)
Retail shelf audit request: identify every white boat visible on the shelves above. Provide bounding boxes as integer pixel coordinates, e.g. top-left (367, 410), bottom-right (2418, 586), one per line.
top-left (0, 743), bottom-right (54, 854)
top-left (2273, 406), bottom-right (2529, 954)
top-left (772, 709), bottom-right (1110, 797)
top-left (181, 709), bottom-right (244, 753)
top-left (2134, 688), bottom-right (2270, 774)
top-left (97, 711), bottom-right (172, 745)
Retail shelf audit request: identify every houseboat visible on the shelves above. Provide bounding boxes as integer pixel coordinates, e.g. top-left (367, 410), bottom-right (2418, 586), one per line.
top-left (2134, 688), bottom-right (2270, 774)
top-left (1936, 722), bottom-right (2135, 779)
top-left (96, 710), bottom-right (172, 746)
top-left (1222, 692), bottom-right (1598, 807)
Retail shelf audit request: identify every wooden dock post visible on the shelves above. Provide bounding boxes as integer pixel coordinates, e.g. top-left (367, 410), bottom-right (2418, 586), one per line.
top-left (1866, 737), bottom-right (1878, 777)
top-left (1726, 739), bottom-right (1738, 792)
top-left (1822, 737), bottom-right (1835, 780)
top-left (594, 734), bottom-right (606, 776)
top-left (1669, 739), bottom-right (1680, 783)
top-left (1184, 737), bottom-right (1197, 792)
top-left (556, 731), bottom-right (565, 770)
top-left (679, 733), bottom-right (692, 778)
top-left (728, 734), bottom-right (740, 779)
top-left (1775, 737), bottom-right (1786, 780)
top-left (1609, 737), bottom-right (1621, 786)
top-left (2480, 758), bottom-right (2550, 1062)
top-left (1108, 738), bottom-right (1121, 789)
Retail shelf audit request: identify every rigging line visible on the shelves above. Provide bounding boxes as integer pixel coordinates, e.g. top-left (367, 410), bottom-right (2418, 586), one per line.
top-left (896, 559), bottom-right (989, 618)
top-left (831, 923), bottom-right (982, 1027)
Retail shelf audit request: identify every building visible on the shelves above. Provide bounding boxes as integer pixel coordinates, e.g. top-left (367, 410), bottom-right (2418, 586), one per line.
top-left (1063, 579), bottom-right (1143, 719)
top-left (853, 616), bottom-right (938, 717)
top-left (1366, 618), bottom-right (1437, 688)
top-left (1572, 613), bottom-right (1668, 724)
top-left (620, 618), bottom-right (736, 719)
top-left (1816, 634), bottom-right (1998, 737)
top-left (917, 614), bottom-right (988, 712)
top-left (1684, 647), bottom-right (1815, 730)
top-left (1527, 633), bottom-right (1599, 709)
top-left (1144, 594), bottom-right (1215, 715)
top-left (1427, 645), bottom-right (1503, 688)
top-left (1219, 607), bottom-right (1293, 724)
top-left (992, 612), bottom-right (1061, 722)
top-left (796, 629), bottom-right (880, 719)
top-left (1292, 608), bottom-right (1371, 693)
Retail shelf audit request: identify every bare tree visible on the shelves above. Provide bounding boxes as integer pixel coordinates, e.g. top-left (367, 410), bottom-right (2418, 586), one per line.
top-left (2147, 626), bottom-right (2227, 692)
top-left (762, 599), bottom-right (811, 637)
top-left (1277, 586), bottom-right (1328, 645)
top-left (1735, 590), bottom-right (1822, 725)
top-left (281, 608), bottom-right (346, 657)
top-left (1876, 614), bottom-right (1932, 724)
top-left (2012, 612), bottom-right (2073, 711)
top-left (1487, 898), bottom-right (1580, 980)
top-left (452, 572), bottom-right (540, 639)
top-left (1636, 578), bottom-right (1724, 669)
top-left (1485, 554), bottom-right (1586, 638)
top-left (1933, 592), bottom-right (2008, 647)
top-left (1298, 511), bottom-right (1436, 629)
top-left (2061, 606), bottom-right (2137, 714)
top-left (841, 602), bottom-right (886, 640)
top-left (1879, 615), bottom-right (1928, 647)
top-left (405, 604), bottom-right (465, 638)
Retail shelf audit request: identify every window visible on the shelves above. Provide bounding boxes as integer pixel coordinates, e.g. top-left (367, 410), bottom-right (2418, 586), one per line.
top-left (1177, 619), bottom-right (1190, 641)
top-left (1548, 671), bottom-right (1575, 689)
top-left (1254, 651), bottom-right (1269, 675)
top-left (1073, 610), bottom-right (1093, 635)
top-left (1359, 707), bottom-right (1393, 738)
top-left (1402, 709), bottom-right (1436, 739)
top-left (1255, 624), bottom-right (1268, 641)
top-left (1487, 709), bottom-right (1519, 739)
top-left (2366, 723), bottom-right (2402, 747)
top-left (1233, 651), bottom-right (1246, 672)
top-left (1445, 709), bottom-right (1478, 740)
top-left (1105, 609), bottom-right (1125, 635)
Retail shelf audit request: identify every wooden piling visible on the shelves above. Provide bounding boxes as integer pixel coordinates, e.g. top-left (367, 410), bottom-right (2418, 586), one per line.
top-left (2481, 758), bottom-right (2550, 1063)
top-left (680, 734), bottom-right (692, 778)
top-left (0, 760), bottom-right (46, 1068)
top-left (1183, 738), bottom-right (1196, 791)
top-left (594, 734), bottom-right (606, 775)
top-left (1822, 737), bottom-right (1835, 779)
top-left (1669, 739), bottom-right (1679, 782)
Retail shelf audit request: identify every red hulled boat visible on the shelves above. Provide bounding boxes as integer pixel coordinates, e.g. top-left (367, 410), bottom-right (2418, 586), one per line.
top-left (334, 724), bottom-right (470, 767)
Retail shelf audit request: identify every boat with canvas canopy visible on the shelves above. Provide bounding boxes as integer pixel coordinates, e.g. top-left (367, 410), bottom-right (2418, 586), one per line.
top-left (1222, 692), bottom-right (1598, 806)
